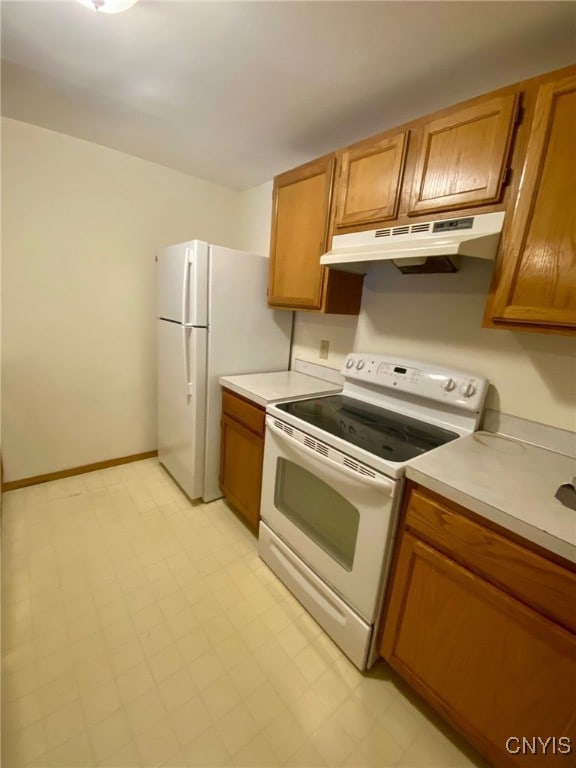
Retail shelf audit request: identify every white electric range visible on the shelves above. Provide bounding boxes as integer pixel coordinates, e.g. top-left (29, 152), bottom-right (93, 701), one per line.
top-left (259, 353), bottom-right (489, 669)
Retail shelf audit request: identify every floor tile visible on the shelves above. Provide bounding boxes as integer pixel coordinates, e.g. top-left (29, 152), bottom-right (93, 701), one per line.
top-left (115, 660), bottom-right (155, 703)
top-left (2, 720), bottom-right (46, 766)
top-left (282, 741), bottom-right (328, 767)
top-left (180, 725), bottom-right (232, 767)
top-left (3, 665), bottom-right (39, 702)
top-left (147, 642), bottom-right (185, 684)
top-left (2, 690), bottom-right (42, 735)
top-left (124, 688), bottom-right (168, 735)
top-left (201, 673), bottom-right (241, 720)
top-left (44, 700), bottom-right (86, 750)
top-left (245, 681), bottom-right (286, 728)
top-left (345, 720), bottom-right (405, 767)
top-left (38, 674), bottom-right (79, 717)
top-left (80, 680), bottom-right (122, 726)
top-left (310, 718), bottom-right (357, 764)
top-left (157, 668), bottom-right (196, 713)
top-left (97, 740), bottom-right (142, 768)
top-left (168, 693), bottom-right (212, 747)
top-left (44, 732), bottom-right (95, 768)
top-left (261, 712), bottom-right (304, 763)
top-left (139, 621), bottom-right (174, 659)
top-left (214, 703), bottom-right (261, 755)
top-left (133, 718), bottom-right (179, 767)
top-left (232, 733), bottom-right (279, 767)
top-left (227, 656), bottom-right (266, 697)
top-left (88, 708), bottom-right (132, 762)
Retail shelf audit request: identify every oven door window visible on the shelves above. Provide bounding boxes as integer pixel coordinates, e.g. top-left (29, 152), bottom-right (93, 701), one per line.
top-left (274, 458), bottom-right (359, 571)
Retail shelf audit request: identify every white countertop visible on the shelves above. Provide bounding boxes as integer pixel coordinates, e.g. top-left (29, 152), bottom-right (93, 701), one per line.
top-left (219, 370), bottom-right (342, 407)
top-left (406, 432), bottom-right (576, 562)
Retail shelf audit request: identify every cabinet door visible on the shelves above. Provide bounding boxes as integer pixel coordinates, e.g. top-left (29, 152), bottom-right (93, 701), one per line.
top-left (334, 131), bottom-right (408, 227)
top-left (409, 93), bottom-right (518, 215)
top-left (268, 155), bottom-right (335, 310)
top-left (220, 414), bottom-right (264, 531)
top-left (488, 72), bottom-right (576, 329)
top-left (381, 532), bottom-right (576, 767)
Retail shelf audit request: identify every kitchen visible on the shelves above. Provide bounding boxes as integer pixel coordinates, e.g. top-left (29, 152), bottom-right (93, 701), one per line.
top-left (2, 2), bottom-right (575, 767)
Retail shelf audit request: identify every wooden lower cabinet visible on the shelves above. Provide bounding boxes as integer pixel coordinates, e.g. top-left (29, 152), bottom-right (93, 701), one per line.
top-left (380, 485), bottom-right (576, 767)
top-left (220, 389), bottom-right (265, 532)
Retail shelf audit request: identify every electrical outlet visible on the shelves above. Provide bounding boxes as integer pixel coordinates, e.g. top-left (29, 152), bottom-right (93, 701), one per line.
top-left (319, 340), bottom-right (329, 359)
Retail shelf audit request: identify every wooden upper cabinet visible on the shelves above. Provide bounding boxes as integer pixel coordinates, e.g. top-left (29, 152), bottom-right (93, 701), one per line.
top-left (268, 155), bottom-right (364, 314)
top-left (488, 71), bottom-right (576, 330)
top-left (334, 131), bottom-right (408, 227)
top-left (268, 155), bottom-right (334, 310)
top-left (409, 93), bottom-right (519, 215)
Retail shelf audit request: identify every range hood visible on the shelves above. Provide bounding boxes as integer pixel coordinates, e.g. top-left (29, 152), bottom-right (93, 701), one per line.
top-left (321, 212), bottom-right (505, 273)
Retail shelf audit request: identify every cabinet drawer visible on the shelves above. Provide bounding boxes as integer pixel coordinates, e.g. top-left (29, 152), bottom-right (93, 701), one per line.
top-left (222, 389), bottom-right (265, 436)
top-left (405, 486), bottom-right (576, 633)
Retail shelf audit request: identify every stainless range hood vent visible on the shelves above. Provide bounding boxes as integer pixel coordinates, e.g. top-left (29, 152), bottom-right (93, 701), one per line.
top-left (321, 212), bottom-right (505, 273)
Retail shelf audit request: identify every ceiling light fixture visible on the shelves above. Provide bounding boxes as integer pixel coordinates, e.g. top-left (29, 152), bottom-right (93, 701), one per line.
top-left (77, 0), bottom-right (139, 13)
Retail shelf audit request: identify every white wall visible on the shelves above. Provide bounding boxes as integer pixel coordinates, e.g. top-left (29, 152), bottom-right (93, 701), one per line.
top-left (356, 261), bottom-right (576, 429)
top-left (236, 180), bottom-right (273, 256)
top-left (240, 186), bottom-right (576, 433)
top-left (1, 118), bottom-right (241, 482)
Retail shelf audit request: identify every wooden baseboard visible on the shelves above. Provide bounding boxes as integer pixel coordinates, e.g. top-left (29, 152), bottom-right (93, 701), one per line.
top-left (2, 451), bottom-right (158, 492)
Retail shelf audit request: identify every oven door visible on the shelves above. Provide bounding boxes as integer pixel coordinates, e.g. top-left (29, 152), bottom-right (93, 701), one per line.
top-left (260, 415), bottom-right (399, 621)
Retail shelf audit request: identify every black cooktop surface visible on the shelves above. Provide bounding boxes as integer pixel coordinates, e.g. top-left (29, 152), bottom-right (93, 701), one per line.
top-left (276, 395), bottom-right (459, 462)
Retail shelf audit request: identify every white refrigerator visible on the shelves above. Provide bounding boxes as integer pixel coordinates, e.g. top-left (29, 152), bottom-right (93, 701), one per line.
top-left (157, 240), bottom-right (292, 502)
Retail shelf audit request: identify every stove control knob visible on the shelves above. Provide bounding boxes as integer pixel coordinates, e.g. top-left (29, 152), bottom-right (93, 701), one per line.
top-left (459, 382), bottom-right (476, 398)
top-left (442, 378), bottom-right (456, 392)
top-left (356, 360), bottom-right (365, 371)
top-left (345, 358), bottom-right (354, 369)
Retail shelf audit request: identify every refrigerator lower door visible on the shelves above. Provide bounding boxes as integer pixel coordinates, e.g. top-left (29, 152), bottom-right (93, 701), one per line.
top-left (157, 320), bottom-right (207, 500)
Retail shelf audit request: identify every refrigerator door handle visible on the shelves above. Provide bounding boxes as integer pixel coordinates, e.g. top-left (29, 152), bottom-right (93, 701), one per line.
top-left (181, 248), bottom-right (192, 326)
top-left (182, 326), bottom-right (192, 397)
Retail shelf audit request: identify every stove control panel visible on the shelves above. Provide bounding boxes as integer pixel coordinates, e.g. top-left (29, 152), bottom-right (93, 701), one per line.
top-left (341, 353), bottom-right (488, 412)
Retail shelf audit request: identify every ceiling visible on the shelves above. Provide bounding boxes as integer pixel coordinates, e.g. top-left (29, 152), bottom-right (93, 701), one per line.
top-left (2, 1), bottom-right (575, 190)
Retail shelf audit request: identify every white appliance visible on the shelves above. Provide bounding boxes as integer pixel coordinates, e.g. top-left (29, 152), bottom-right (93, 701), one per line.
top-left (320, 211), bottom-right (505, 270)
top-left (157, 240), bottom-right (292, 502)
top-left (259, 353), bottom-right (488, 670)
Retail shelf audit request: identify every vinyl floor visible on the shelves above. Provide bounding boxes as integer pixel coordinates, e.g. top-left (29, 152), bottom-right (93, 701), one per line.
top-left (1, 459), bottom-right (488, 767)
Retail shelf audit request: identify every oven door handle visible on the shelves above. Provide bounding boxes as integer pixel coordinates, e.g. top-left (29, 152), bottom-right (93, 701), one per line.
top-left (267, 419), bottom-right (395, 495)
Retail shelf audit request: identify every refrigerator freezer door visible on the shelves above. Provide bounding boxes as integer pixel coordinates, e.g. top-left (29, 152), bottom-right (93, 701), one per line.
top-left (157, 320), bottom-right (207, 499)
top-left (157, 241), bottom-right (208, 326)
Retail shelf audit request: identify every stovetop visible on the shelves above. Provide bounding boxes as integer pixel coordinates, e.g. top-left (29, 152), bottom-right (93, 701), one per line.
top-left (275, 394), bottom-right (459, 463)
